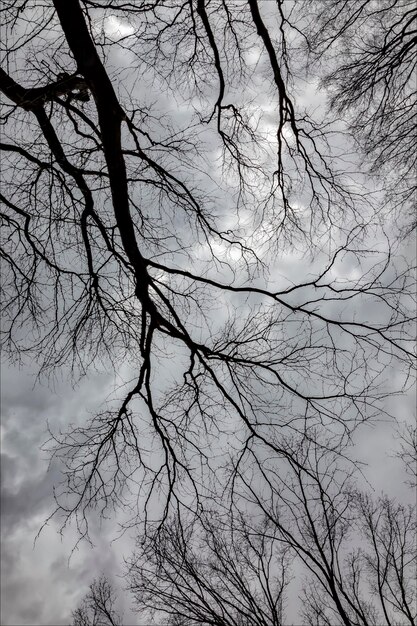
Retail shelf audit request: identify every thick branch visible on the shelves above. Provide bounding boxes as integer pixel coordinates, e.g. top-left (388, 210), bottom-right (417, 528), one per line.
top-left (52, 0), bottom-right (153, 310)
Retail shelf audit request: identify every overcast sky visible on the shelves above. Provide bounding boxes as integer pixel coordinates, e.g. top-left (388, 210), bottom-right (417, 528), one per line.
top-left (1, 3), bottom-right (415, 626)
top-left (1, 365), bottom-right (138, 624)
top-left (1, 286), bottom-right (414, 626)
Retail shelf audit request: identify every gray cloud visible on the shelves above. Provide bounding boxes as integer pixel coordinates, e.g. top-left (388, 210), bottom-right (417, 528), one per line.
top-left (1, 3), bottom-right (415, 625)
top-left (1, 364), bottom-right (138, 625)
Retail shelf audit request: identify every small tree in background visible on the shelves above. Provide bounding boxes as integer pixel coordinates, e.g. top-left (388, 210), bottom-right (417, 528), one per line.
top-left (72, 576), bottom-right (121, 626)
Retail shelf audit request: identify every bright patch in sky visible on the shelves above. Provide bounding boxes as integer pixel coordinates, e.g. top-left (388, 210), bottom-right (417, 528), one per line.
top-left (103, 16), bottom-right (135, 40)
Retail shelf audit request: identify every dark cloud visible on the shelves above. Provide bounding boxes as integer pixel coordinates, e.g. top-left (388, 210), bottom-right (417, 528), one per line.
top-left (1, 455), bottom-right (55, 528)
top-left (1, 365), bottom-right (138, 625)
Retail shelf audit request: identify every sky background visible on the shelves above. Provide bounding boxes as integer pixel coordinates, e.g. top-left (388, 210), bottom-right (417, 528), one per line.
top-left (1, 288), bottom-right (414, 626)
top-left (1, 4), bottom-right (416, 626)
top-left (1, 364), bottom-right (139, 625)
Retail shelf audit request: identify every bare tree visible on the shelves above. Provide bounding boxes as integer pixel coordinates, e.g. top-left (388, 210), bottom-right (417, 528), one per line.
top-left (395, 423), bottom-right (417, 488)
top-left (301, 491), bottom-right (417, 626)
top-left (228, 437), bottom-right (417, 626)
top-left (128, 512), bottom-right (289, 626)
top-left (125, 438), bottom-right (416, 625)
top-left (302, 0), bottom-right (417, 234)
top-left (0, 0), bottom-right (414, 583)
top-left (72, 576), bottom-right (122, 626)
top-left (124, 439), bottom-right (416, 626)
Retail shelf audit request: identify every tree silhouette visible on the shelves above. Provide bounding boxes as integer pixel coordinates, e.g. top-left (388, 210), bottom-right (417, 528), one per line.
top-left (302, 0), bottom-right (417, 234)
top-left (230, 438), bottom-right (417, 626)
top-left (72, 576), bottom-right (122, 626)
top-left (0, 2), bottom-right (415, 622)
top-left (127, 441), bottom-right (416, 625)
top-left (128, 512), bottom-right (289, 625)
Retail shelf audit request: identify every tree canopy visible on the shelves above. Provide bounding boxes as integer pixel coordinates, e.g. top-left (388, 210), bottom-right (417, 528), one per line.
top-left (1, 1), bottom-right (415, 624)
